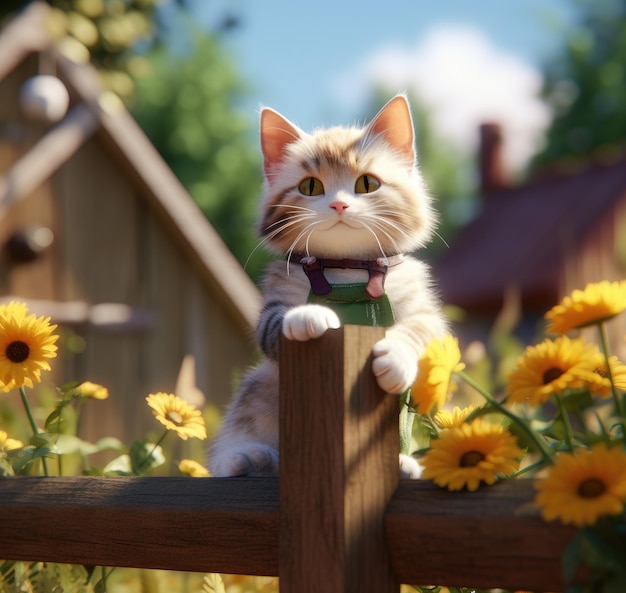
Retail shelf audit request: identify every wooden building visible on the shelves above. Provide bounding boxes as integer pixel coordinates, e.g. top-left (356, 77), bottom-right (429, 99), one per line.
top-left (0, 3), bottom-right (262, 443)
top-left (434, 123), bottom-right (626, 358)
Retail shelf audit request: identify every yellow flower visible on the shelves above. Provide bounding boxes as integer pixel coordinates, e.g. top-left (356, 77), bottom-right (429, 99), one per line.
top-left (507, 336), bottom-right (603, 405)
top-left (607, 356), bottom-right (626, 391)
top-left (421, 418), bottom-right (523, 491)
top-left (535, 443), bottom-right (626, 527)
top-left (411, 335), bottom-right (466, 415)
top-left (545, 280), bottom-right (626, 334)
top-left (0, 302), bottom-right (59, 389)
top-left (0, 429), bottom-right (23, 451)
top-left (146, 392), bottom-right (207, 440)
top-left (581, 356), bottom-right (626, 398)
top-left (75, 381), bottom-right (109, 400)
top-left (179, 458), bottom-right (210, 477)
top-left (434, 405), bottom-right (476, 428)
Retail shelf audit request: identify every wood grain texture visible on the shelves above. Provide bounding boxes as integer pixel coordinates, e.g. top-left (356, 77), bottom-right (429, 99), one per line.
top-left (0, 476), bottom-right (279, 575)
top-left (386, 478), bottom-right (575, 592)
top-left (279, 326), bottom-right (400, 593)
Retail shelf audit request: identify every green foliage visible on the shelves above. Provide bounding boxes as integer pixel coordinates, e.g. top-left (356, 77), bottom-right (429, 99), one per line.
top-left (533, 0), bottom-right (626, 171)
top-left (0, 0), bottom-right (162, 99)
top-left (130, 26), bottom-right (268, 280)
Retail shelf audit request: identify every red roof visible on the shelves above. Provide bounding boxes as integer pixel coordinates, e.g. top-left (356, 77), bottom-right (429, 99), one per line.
top-left (433, 158), bottom-right (626, 312)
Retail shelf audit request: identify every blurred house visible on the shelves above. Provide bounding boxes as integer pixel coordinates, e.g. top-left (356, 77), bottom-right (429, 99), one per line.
top-left (435, 123), bottom-right (626, 357)
top-left (0, 2), bottom-right (261, 442)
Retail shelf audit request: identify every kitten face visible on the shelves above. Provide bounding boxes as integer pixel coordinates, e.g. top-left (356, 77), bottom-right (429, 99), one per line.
top-left (259, 95), bottom-right (435, 260)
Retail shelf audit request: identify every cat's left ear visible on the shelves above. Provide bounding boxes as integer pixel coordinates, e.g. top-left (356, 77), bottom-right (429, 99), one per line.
top-left (260, 107), bottom-right (303, 176)
top-left (367, 95), bottom-right (415, 164)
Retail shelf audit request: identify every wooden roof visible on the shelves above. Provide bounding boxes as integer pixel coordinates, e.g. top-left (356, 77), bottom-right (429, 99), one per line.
top-left (0, 1), bottom-right (261, 331)
top-left (434, 156), bottom-right (626, 312)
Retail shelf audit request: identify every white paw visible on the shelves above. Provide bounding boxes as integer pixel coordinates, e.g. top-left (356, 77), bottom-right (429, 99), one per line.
top-left (210, 443), bottom-right (279, 477)
top-left (371, 337), bottom-right (417, 394)
top-left (282, 304), bottom-right (340, 341)
top-left (400, 454), bottom-right (423, 479)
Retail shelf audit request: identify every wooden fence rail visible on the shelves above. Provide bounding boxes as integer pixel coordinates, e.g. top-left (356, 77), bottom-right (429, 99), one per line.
top-left (0, 326), bottom-right (576, 592)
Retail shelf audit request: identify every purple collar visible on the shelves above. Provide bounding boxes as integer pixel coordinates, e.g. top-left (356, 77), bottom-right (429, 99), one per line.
top-left (292, 254), bottom-right (403, 299)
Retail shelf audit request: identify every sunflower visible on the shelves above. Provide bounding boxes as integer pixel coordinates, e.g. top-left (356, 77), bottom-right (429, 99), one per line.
top-left (0, 429), bottom-right (23, 451)
top-left (421, 418), bottom-right (523, 491)
top-left (0, 302), bottom-right (58, 389)
top-left (581, 356), bottom-right (626, 398)
top-left (179, 458), bottom-right (211, 477)
top-left (433, 405), bottom-right (476, 429)
top-left (146, 392), bottom-right (207, 440)
top-left (507, 336), bottom-right (604, 405)
top-left (411, 335), bottom-right (466, 416)
top-left (545, 280), bottom-right (626, 334)
top-left (535, 443), bottom-right (626, 527)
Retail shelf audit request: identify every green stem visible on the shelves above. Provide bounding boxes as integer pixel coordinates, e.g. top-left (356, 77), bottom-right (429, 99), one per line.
top-left (136, 430), bottom-right (169, 475)
top-left (597, 322), bottom-right (626, 444)
top-left (19, 386), bottom-right (48, 476)
top-left (555, 394), bottom-right (575, 451)
top-left (597, 323), bottom-right (624, 414)
top-left (101, 566), bottom-right (107, 593)
top-left (457, 371), bottom-right (555, 463)
top-left (19, 386), bottom-right (38, 436)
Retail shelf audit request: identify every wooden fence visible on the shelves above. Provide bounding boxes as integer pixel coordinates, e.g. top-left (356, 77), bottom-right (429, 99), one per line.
top-left (0, 326), bottom-right (576, 592)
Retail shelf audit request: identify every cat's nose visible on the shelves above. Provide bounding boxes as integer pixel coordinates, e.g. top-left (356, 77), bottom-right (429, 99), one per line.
top-left (329, 201), bottom-right (349, 214)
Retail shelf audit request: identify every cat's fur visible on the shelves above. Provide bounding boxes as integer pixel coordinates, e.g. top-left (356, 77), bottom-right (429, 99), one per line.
top-left (209, 95), bottom-right (447, 477)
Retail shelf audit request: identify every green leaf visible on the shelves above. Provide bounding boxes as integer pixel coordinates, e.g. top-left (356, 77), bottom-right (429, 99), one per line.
top-left (130, 439), bottom-right (165, 475)
top-left (102, 455), bottom-right (133, 475)
top-left (53, 434), bottom-right (98, 456)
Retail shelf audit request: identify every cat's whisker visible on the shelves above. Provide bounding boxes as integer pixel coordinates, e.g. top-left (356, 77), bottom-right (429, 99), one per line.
top-left (358, 214), bottom-right (406, 245)
top-left (433, 230), bottom-right (450, 249)
top-left (360, 212), bottom-right (415, 245)
top-left (357, 220), bottom-right (390, 260)
top-left (264, 212), bottom-right (316, 232)
top-left (285, 221), bottom-right (323, 272)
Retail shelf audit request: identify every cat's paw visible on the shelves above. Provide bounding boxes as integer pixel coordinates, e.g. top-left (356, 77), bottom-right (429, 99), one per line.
top-left (282, 304), bottom-right (340, 341)
top-left (210, 443), bottom-right (279, 477)
top-left (400, 454), bottom-right (423, 479)
top-left (371, 337), bottom-right (417, 394)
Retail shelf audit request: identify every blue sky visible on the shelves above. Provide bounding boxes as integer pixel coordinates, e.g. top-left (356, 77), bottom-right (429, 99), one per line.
top-left (192, 0), bottom-right (579, 171)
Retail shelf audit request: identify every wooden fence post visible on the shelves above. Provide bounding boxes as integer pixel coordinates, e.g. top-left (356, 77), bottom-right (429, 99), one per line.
top-left (279, 325), bottom-right (399, 593)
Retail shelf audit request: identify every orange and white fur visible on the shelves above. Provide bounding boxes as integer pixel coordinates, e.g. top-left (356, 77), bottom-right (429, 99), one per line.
top-left (209, 95), bottom-right (446, 477)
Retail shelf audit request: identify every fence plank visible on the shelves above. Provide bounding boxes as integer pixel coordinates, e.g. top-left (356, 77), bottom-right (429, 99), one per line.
top-left (0, 476), bottom-right (279, 575)
top-left (279, 326), bottom-right (400, 593)
top-left (386, 476), bottom-right (575, 592)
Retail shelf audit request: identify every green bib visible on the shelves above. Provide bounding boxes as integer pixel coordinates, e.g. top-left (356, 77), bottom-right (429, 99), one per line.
top-left (307, 283), bottom-right (395, 327)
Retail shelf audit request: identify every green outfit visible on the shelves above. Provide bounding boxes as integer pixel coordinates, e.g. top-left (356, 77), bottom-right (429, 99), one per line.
top-left (307, 283), bottom-right (395, 327)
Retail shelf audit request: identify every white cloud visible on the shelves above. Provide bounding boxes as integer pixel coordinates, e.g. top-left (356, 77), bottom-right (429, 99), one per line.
top-left (333, 26), bottom-right (551, 173)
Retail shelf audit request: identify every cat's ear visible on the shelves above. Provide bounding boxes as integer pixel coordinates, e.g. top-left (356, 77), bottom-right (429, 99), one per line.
top-left (260, 108), bottom-right (302, 175)
top-left (367, 95), bottom-right (415, 164)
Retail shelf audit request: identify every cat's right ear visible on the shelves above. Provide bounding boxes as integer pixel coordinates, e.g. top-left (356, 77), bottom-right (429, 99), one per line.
top-left (260, 108), bottom-right (302, 176)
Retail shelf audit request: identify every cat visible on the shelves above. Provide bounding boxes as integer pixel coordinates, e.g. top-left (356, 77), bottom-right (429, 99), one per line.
top-left (209, 94), bottom-right (447, 477)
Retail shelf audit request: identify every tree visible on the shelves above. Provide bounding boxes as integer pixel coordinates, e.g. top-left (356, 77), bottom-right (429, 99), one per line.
top-left (533, 0), bottom-right (626, 171)
top-left (130, 25), bottom-right (267, 280)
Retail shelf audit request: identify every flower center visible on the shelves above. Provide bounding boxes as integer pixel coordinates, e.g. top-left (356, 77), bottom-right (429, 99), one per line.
top-left (577, 477), bottom-right (607, 499)
top-left (6, 340), bottom-right (30, 363)
top-left (166, 410), bottom-right (184, 425)
top-left (460, 450), bottom-right (485, 467)
top-left (543, 367), bottom-right (564, 385)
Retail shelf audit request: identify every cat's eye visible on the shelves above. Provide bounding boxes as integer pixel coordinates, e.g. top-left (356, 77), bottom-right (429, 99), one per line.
top-left (298, 177), bottom-right (325, 196)
top-left (355, 174), bottom-right (381, 194)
